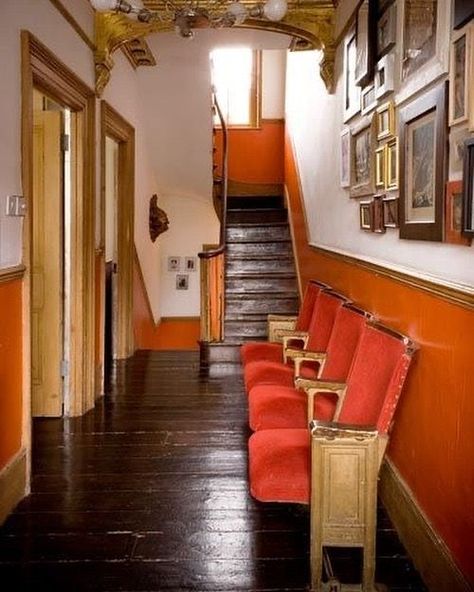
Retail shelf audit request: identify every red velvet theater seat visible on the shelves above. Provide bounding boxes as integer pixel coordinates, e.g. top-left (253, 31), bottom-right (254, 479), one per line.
top-left (240, 280), bottom-right (328, 367)
top-left (248, 322), bottom-right (417, 504)
top-left (248, 304), bottom-right (369, 431)
top-left (243, 291), bottom-right (349, 394)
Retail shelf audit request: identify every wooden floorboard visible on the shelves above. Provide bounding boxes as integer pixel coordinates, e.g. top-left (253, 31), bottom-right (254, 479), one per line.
top-left (0, 350), bottom-right (427, 591)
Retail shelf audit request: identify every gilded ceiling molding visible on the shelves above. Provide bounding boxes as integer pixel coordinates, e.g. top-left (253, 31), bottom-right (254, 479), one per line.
top-left (94, 3), bottom-right (336, 96)
top-left (121, 38), bottom-right (157, 69)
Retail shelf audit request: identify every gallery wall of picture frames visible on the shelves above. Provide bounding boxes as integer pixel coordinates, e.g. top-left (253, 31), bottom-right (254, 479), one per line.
top-left (340, 0), bottom-right (474, 243)
top-left (167, 256), bottom-right (198, 291)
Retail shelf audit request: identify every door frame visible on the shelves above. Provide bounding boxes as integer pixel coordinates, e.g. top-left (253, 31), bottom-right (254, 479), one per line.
top-left (21, 30), bottom-right (96, 430)
top-left (98, 101), bottom-right (135, 378)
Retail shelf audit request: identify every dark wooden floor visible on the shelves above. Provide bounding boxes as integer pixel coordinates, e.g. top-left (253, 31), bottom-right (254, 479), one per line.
top-left (0, 351), bottom-right (427, 591)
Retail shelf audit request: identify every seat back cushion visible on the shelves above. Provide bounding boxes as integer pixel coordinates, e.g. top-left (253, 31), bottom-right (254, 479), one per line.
top-left (306, 292), bottom-right (345, 352)
top-left (295, 281), bottom-right (324, 331)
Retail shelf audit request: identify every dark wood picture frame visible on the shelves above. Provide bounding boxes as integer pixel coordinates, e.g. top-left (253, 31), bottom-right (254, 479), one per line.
top-left (462, 137), bottom-right (474, 237)
top-left (382, 195), bottom-right (399, 228)
top-left (399, 83), bottom-right (447, 241)
top-left (454, 0), bottom-right (474, 30)
top-left (373, 194), bottom-right (386, 233)
top-left (445, 180), bottom-right (471, 245)
top-left (355, 0), bottom-right (377, 88)
top-left (376, 1), bottom-right (396, 59)
top-left (350, 115), bottom-right (376, 198)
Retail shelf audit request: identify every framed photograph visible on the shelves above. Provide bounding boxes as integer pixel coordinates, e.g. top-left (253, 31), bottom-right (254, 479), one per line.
top-left (449, 23), bottom-right (474, 127)
top-left (361, 84), bottom-right (377, 114)
top-left (355, 0), bottom-right (376, 88)
top-left (462, 137), bottom-right (474, 237)
top-left (382, 195), bottom-right (399, 228)
top-left (350, 116), bottom-right (376, 198)
top-left (176, 274), bottom-right (189, 290)
top-left (373, 194), bottom-right (386, 233)
top-left (375, 145), bottom-right (387, 188)
top-left (396, 0), bottom-right (450, 105)
top-left (386, 137), bottom-right (399, 190)
top-left (377, 2), bottom-right (397, 59)
top-left (360, 200), bottom-right (374, 230)
top-left (375, 53), bottom-right (395, 100)
top-left (340, 128), bottom-right (351, 187)
top-left (185, 256), bottom-right (197, 271)
top-left (449, 126), bottom-right (471, 177)
top-left (376, 101), bottom-right (395, 140)
top-left (399, 83), bottom-right (447, 241)
top-left (445, 181), bottom-right (471, 245)
top-left (344, 26), bottom-right (361, 122)
top-left (454, 0), bottom-right (474, 30)
top-left (168, 256), bottom-right (181, 271)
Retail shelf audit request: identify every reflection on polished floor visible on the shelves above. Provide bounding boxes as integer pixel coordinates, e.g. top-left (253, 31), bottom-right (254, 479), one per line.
top-left (0, 351), bottom-right (426, 590)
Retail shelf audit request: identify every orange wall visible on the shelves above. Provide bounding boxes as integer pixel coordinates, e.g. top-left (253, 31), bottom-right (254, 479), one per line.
top-left (285, 135), bottom-right (474, 584)
top-left (0, 278), bottom-right (23, 470)
top-left (133, 261), bottom-right (199, 351)
top-left (214, 120), bottom-right (285, 184)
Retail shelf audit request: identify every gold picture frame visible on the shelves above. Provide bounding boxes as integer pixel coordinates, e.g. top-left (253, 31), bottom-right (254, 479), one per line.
top-left (375, 145), bottom-right (387, 188)
top-left (350, 115), bottom-right (376, 198)
top-left (386, 137), bottom-right (399, 190)
top-left (376, 101), bottom-right (395, 140)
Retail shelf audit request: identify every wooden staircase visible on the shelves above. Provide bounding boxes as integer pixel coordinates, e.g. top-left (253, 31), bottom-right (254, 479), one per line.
top-left (200, 194), bottom-right (299, 373)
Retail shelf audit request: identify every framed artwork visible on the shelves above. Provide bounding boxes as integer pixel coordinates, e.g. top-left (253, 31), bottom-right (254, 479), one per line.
top-left (355, 0), bottom-right (376, 88)
top-left (449, 126), bottom-right (471, 177)
top-left (340, 128), bottom-right (351, 187)
top-left (350, 116), bottom-right (376, 198)
top-left (344, 26), bottom-right (361, 122)
top-left (359, 200), bottom-right (374, 230)
top-left (375, 53), bottom-right (395, 100)
top-left (361, 84), bottom-right (377, 114)
top-left (168, 256), bottom-right (181, 271)
top-left (185, 256), bottom-right (197, 271)
top-left (176, 274), bottom-right (189, 290)
top-left (445, 181), bottom-right (471, 245)
top-left (376, 1), bottom-right (397, 59)
top-left (462, 137), bottom-right (474, 237)
top-left (454, 0), bottom-right (474, 30)
top-left (382, 195), bottom-right (399, 228)
top-left (376, 101), bottom-right (395, 140)
top-left (375, 145), bottom-right (387, 188)
top-left (373, 194), bottom-right (386, 233)
top-left (399, 83), bottom-right (446, 241)
top-left (386, 137), bottom-right (399, 190)
top-left (396, 0), bottom-right (450, 105)
top-left (449, 23), bottom-right (474, 128)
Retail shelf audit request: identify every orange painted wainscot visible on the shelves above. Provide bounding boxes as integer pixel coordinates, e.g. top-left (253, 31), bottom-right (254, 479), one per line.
top-left (0, 273), bottom-right (23, 471)
top-left (285, 134), bottom-right (474, 586)
top-left (214, 120), bottom-right (285, 185)
top-left (133, 257), bottom-right (199, 351)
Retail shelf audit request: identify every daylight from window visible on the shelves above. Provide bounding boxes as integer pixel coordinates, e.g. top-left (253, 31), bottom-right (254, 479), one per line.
top-left (210, 47), bottom-right (253, 126)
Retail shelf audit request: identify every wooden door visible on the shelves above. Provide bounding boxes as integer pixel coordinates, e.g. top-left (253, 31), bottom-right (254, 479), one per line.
top-left (32, 110), bottom-right (63, 417)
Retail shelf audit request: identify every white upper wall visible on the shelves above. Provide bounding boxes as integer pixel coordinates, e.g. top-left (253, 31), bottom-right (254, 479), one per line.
top-left (285, 16), bottom-right (474, 291)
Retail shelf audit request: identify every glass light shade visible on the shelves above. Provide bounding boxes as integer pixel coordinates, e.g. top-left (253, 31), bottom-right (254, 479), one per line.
top-left (226, 2), bottom-right (248, 25)
top-left (263, 0), bottom-right (287, 21)
top-left (90, 0), bottom-right (118, 11)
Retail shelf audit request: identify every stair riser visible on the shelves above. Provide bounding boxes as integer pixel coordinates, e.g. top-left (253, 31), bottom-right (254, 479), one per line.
top-left (226, 277), bottom-right (298, 293)
top-left (226, 226), bottom-right (291, 242)
top-left (226, 298), bottom-right (299, 315)
top-left (226, 259), bottom-right (296, 274)
top-left (227, 210), bottom-right (287, 224)
top-left (226, 242), bottom-right (293, 257)
top-left (224, 322), bottom-right (267, 339)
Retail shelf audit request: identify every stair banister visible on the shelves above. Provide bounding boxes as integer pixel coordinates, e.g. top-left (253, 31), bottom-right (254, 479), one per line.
top-left (198, 90), bottom-right (228, 342)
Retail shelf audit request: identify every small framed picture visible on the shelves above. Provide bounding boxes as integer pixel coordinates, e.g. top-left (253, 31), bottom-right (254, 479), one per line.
top-left (462, 137), bottom-right (474, 237)
top-left (374, 53), bottom-right (395, 100)
top-left (382, 196), bottom-right (399, 228)
top-left (340, 128), bottom-right (351, 188)
top-left (168, 256), bottom-right (181, 271)
top-left (376, 2), bottom-right (396, 59)
top-left (376, 101), bottom-right (395, 140)
top-left (373, 194), bottom-right (386, 234)
top-left (449, 22), bottom-right (474, 128)
top-left (176, 274), bottom-right (189, 290)
top-left (185, 256), bottom-right (197, 271)
top-left (449, 126), bottom-right (471, 177)
top-left (355, 0), bottom-right (376, 88)
top-left (445, 180), bottom-right (471, 245)
top-left (350, 115), bottom-right (376, 198)
top-left (359, 200), bottom-right (374, 231)
top-left (386, 137), bottom-right (399, 190)
top-left (375, 146), bottom-right (387, 189)
top-left (361, 84), bottom-right (377, 115)
top-left (454, 0), bottom-right (474, 30)
top-left (343, 26), bottom-right (361, 123)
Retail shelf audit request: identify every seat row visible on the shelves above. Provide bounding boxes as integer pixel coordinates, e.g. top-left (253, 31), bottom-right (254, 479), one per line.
top-left (240, 280), bottom-right (418, 591)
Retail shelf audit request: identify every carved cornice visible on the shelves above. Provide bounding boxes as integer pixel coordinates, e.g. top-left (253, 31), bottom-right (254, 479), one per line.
top-left (121, 38), bottom-right (157, 69)
top-left (93, 3), bottom-right (335, 96)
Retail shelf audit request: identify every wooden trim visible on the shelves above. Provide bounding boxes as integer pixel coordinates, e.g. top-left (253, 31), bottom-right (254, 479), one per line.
top-left (161, 316), bottom-right (201, 322)
top-left (0, 450), bottom-right (27, 525)
top-left (261, 118), bottom-right (285, 124)
top-left (133, 246), bottom-right (157, 328)
top-left (48, 0), bottom-right (95, 51)
top-left (380, 460), bottom-right (471, 592)
top-left (0, 265), bottom-right (26, 283)
top-left (309, 244), bottom-right (474, 311)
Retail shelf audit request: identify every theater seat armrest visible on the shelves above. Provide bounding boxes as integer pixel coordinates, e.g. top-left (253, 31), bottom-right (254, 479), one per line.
top-left (295, 378), bottom-right (346, 393)
top-left (292, 351), bottom-right (326, 377)
top-left (267, 315), bottom-right (298, 342)
top-left (310, 420), bottom-right (378, 439)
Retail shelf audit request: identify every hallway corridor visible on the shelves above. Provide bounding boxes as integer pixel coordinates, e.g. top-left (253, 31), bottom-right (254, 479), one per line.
top-left (0, 351), bottom-right (426, 591)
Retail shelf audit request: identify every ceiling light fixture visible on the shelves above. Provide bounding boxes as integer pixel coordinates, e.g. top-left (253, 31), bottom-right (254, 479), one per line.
top-left (90, 0), bottom-right (288, 38)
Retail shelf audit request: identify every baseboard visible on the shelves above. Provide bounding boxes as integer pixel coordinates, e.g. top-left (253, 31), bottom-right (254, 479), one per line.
top-left (0, 449), bottom-right (27, 525)
top-left (379, 459), bottom-right (471, 592)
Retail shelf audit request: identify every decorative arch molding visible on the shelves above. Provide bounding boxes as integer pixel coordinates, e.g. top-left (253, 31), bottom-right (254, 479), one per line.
top-left (93, 2), bottom-right (336, 96)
